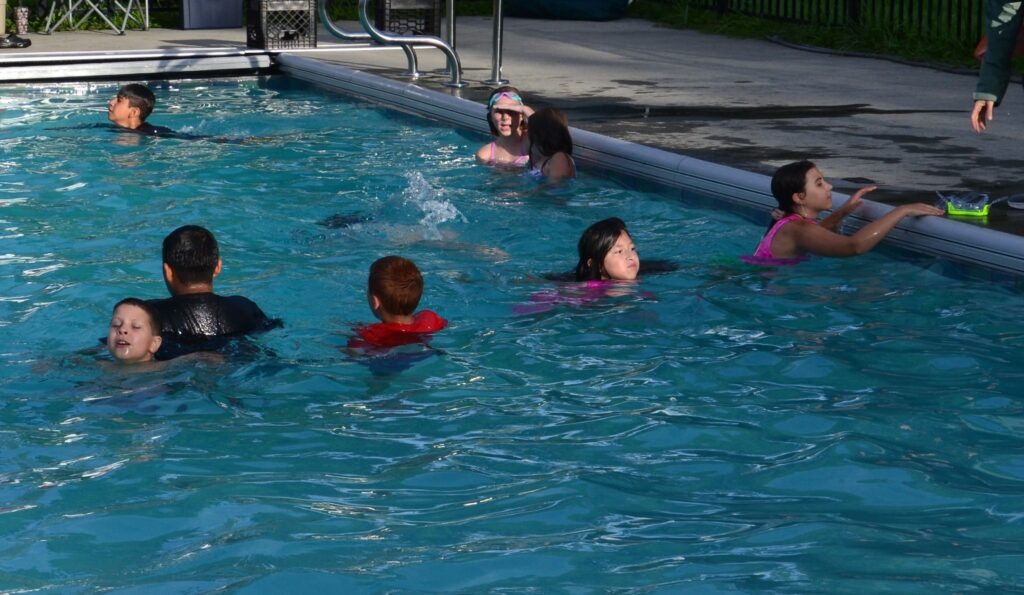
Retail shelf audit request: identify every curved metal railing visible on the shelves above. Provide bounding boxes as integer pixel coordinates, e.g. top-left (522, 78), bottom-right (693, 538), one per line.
top-left (319, 0), bottom-right (422, 79)
top-left (357, 0), bottom-right (465, 87)
top-left (317, 0), bottom-right (370, 41)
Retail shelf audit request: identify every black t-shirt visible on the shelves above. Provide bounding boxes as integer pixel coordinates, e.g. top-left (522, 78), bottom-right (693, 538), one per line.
top-left (127, 123), bottom-right (229, 142)
top-left (47, 123), bottom-right (177, 136)
top-left (51, 123), bottom-right (242, 143)
top-left (147, 293), bottom-right (281, 360)
top-left (133, 122), bottom-right (176, 136)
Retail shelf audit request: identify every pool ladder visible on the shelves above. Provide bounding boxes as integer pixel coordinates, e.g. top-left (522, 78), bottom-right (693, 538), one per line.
top-left (318, 0), bottom-right (466, 88)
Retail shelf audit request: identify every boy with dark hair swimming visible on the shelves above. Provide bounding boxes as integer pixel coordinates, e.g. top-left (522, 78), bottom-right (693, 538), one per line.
top-left (147, 225), bottom-right (280, 359)
top-left (350, 255), bottom-right (447, 349)
top-left (101, 82), bottom-right (276, 143)
top-left (107, 83), bottom-right (173, 136)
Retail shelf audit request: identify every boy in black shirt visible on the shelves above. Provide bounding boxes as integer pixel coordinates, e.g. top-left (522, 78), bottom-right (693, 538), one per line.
top-left (148, 225), bottom-right (280, 359)
top-left (107, 83), bottom-right (173, 136)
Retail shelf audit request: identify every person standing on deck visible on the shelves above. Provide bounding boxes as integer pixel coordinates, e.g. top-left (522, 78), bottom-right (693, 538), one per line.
top-left (972, 1), bottom-right (1023, 132)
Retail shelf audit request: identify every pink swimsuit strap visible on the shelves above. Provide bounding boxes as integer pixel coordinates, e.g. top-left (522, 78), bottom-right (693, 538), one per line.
top-left (742, 214), bottom-right (814, 266)
top-left (754, 214), bottom-right (811, 259)
top-left (487, 140), bottom-right (529, 167)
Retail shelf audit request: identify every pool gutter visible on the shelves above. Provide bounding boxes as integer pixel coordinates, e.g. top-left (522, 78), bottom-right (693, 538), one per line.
top-left (0, 44), bottom-right (418, 84)
top-left (277, 53), bottom-right (1024, 278)
top-left (0, 48), bottom-right (273, 82)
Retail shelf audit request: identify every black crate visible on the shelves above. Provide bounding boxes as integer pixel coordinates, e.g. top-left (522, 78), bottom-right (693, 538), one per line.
top-left (247, 0), bottom-right (317, 50)
top-left (374, 0), bottom-right (443, 36)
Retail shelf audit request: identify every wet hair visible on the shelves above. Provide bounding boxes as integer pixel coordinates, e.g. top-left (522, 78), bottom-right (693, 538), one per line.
top-left (112, 297), bottom-right (162, 335)
top-left (528, 107), bottom-right (573, 163)
top-left (575, 217), bottom-right (630, 281)
top-left (486, 85), bottom-right (525, 136)
top-left (117, 83), bottom-right (156, 122)
top-left (369, 255), bottom-right (424, 316)
top-left (162, 225), bottom-right (220, 286)
top-left (770, 160), bottom-right (816, 215)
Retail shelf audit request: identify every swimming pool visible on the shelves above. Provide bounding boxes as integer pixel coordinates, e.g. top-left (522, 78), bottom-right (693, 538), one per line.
top-left (0, 77), bottom-right (1022, 591)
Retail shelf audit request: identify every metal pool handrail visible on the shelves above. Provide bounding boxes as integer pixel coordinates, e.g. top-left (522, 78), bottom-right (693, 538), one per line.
top-left (357, 0), bottom-right (466, 88)
top-left (318, 0), bottom-right (370, 41)
top-left (483, 0), bottom-right (507, 86)
top-left (319, 0), bottom-right (421, 81)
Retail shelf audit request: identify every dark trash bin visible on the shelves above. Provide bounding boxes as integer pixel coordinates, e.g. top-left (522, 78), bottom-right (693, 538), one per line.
top-left (375, 0), bottom-right (442, 36)
top-left (247, 0), bottom-right (317, 50)
top-left (182, 0), bottom-right (244, 29)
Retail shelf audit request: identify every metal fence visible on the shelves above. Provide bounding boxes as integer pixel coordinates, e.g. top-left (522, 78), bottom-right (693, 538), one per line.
top-left (680, 0), bottom-right (985, 42)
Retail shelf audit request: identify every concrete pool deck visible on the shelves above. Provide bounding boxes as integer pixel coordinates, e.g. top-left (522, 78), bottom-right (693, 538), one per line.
top-left (3, 16), bottom-right (1024, 233)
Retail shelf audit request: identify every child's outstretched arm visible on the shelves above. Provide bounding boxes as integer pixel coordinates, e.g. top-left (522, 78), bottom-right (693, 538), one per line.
top-left (769, 185), bottom-right (873, 227)
top-left (792, 202), bottom-right (945, 257)
top-left (820, 185), bottom-right (875, 232)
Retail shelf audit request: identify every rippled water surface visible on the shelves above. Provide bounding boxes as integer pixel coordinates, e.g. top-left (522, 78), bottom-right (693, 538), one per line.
top-left (0, 78), bottom-right (1022, 592)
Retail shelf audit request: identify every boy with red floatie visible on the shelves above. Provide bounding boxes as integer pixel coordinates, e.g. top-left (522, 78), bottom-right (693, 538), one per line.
top-left (350, 255), bottom-right (447, 350)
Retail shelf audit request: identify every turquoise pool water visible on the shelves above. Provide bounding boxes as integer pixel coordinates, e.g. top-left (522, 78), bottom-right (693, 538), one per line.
top-left (0, 77), bottom-right (1022, 592)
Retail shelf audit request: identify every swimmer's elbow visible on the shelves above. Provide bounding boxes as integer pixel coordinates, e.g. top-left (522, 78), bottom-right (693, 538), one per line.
top-left (833, 238), bottom-right (871, 257)
top-left (848, 230), bottom-right (890, 255)
top-left (828, 238), bottom-right (867, 256)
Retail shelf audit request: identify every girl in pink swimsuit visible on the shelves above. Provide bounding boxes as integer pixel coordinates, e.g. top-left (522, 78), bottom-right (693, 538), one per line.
top-left (743, 160), bottom-right (944, 265)
top-left (514, 217), bottom-right (645, 314)
top-left (475, 86), bottom-right (534, 168)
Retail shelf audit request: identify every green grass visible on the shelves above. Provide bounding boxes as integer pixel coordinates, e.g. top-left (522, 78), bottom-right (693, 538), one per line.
top-left (627, 0), bottom-right (981, 71)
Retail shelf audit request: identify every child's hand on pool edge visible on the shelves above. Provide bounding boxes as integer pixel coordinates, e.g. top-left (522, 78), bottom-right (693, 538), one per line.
top-left (896, 202), bottom-right (947, 217)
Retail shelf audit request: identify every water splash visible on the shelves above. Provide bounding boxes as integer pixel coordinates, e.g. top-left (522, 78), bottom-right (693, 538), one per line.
top-left (401, 172), bottom-right (466, 241)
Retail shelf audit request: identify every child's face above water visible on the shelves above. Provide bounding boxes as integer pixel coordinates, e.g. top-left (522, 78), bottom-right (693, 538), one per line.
top-left (602, 231), bottom-right (640, 281)
top-left (800, 167), bottom-right (834, 211)
top-left (107, 304), bottom-right (161, 364)
top-left (107, 94), bottom-right (136, 127)
top-left (490, 99), bottom-right (524, 138)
